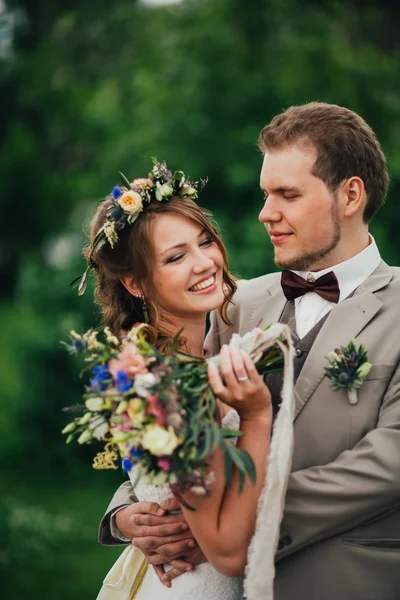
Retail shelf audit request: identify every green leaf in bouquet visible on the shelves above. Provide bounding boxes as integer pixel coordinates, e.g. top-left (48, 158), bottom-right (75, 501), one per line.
top-left (184, 422), bottom-right (200, 447)
top-left (197, 425), bottom-right (212, 460)
top-left (220, 428), bottom-right (244, 439)
top-left (222, 440), bottom-right (233, 487)
top-left (224, 443), bottom-right (257, 493)
top-left (257, 353), bottom-right (284, 374)
top-left (225, 442), bottom-right (246, 474)
top-left (172, 330), bottom-right (183, 347)
top-left (210, 422), bottom-right (221, 452)
top-left (237, 448), bottom-right (256, 486)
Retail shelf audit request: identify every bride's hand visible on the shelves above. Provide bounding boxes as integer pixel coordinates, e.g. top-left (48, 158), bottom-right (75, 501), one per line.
top-left (207, 345), bottom-right (272, 422)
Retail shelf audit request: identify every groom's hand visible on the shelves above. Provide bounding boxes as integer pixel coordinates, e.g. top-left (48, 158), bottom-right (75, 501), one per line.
top-left (129, 498), bottom-right (207, 585)
top-left (115, 500), bottom-right (186, 540)
top-left (157, 546), bottom-right (207, 586)
top-left (131, 498), bottom-right (197, 561)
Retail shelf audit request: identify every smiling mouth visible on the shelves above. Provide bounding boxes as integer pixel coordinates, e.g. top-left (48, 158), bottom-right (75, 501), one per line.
top-left (270, 232), bottom-right (292, 244)
top-left (189, 274), bottom-right (216, 292)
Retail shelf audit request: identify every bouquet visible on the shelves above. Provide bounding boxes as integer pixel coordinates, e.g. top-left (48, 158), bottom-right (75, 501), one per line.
top-left (62, 323), bottom-right (291, 500)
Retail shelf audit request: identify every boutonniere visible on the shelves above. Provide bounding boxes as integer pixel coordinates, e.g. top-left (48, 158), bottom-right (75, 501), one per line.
top-left (325, 340), bottom-right (371, 405)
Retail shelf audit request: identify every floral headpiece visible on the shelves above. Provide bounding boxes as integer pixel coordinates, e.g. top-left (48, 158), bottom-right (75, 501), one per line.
top-left (71, 159), bottom-right (208, 295)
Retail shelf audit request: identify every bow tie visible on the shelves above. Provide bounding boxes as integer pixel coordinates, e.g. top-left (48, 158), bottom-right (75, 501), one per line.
top-left (281, 270), bottom-right (340, 303)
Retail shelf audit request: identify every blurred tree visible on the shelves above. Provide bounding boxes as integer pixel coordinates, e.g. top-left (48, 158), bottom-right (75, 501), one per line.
top-left (2, 0), bottom-right (400, 596)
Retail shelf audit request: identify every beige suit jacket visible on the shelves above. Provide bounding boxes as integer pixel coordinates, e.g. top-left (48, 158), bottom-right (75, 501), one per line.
top-left (99, 261), bottom-right (400, 600)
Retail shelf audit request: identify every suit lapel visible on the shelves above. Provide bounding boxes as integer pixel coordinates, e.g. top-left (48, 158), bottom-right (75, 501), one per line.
top-left (294, 261), bottom-right (393, 420)
top-left (248, 279), bottom-right (286, 333)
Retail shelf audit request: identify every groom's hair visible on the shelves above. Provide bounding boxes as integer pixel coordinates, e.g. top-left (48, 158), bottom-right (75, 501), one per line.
top-left (258, 102), bottom-right (389, 223)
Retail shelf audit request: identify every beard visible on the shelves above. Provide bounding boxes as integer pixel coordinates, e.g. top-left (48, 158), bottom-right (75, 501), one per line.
top-left (275, 198), bottom-right (341, 271)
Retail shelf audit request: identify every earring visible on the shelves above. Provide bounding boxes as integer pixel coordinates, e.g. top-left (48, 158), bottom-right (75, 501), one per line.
top-left (137, 293), bottom-right (149, 324)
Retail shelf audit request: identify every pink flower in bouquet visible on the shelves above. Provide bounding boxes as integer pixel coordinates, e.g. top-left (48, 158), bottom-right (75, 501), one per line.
top-left (147, 393), bottom-right (167, 426)
top-left (157, 457), bottom-right (171, 472)
top-left (109, 343), bottom-right (148, 380)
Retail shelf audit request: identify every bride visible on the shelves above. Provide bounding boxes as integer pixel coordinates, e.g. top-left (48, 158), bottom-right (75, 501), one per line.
top-left (81, 162), bottom-right (273, 599)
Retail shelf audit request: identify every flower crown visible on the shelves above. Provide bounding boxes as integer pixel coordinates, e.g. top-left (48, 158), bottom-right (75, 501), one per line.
top-left (71, 159), bottom-right (208, 295)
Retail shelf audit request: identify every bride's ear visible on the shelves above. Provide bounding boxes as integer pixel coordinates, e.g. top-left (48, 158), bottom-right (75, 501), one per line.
top-left (120, 276), bottom-right (141, 297)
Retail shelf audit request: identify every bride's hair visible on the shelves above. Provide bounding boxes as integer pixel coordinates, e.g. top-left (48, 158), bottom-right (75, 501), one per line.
top-left (85, 195), bottom-right (236, 352)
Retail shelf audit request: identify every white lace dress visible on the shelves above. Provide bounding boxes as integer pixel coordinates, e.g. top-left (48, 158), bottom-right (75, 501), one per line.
top-left (98, 410), bottom-right (243, 600)
top-left (132, 409), bottom-right (243, 600)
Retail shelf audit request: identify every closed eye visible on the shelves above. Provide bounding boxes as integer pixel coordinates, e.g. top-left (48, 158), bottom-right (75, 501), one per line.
top-left (165, 253), bottom-right (184, 264)
top-left (200, 236), bottom-right (213, 247)
top-left (164, 236), bottom-right (214, 264)
top-left (261, 189), bottom-right (300, 200)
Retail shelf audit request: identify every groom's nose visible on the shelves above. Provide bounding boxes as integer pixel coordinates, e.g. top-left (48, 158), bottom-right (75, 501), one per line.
top-left (258, 197), bottom-right (281, 224)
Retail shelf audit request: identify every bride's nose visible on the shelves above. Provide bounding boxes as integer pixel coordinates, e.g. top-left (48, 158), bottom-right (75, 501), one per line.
top-left (192, 251), bottom-right (215, 273)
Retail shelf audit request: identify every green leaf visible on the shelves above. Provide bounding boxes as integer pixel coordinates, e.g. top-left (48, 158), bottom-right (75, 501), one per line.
top-left (226, 443), bottom-right (246, 473)
top-left (119, 171), bottom-right (132, 189)
top-left (197, 425), bottom-right (212, 460)
top-left (220, 428), bottom-right (244, 438)
top-left (238, 449), bottom-right (256, 486)
top-left (210, 422), bottom-right (221, 452)
top-left (94, 235), bottom-right (106, 252)
top-left (70, 274), bottom-right (83, 288)
top-left (93, 223), bottom-right (105, 242)
top-left (78, 268), bottom-right (89, 296)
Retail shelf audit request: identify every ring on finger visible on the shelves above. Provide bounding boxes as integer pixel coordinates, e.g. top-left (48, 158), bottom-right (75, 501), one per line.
top-left (237, 376), bottom-right (249, 382)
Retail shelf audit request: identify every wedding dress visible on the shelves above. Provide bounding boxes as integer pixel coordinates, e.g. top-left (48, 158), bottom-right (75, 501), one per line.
top-left (97, 409), bottom-right (243, 600)
top-left (98, 323), bottom-right (296, 600)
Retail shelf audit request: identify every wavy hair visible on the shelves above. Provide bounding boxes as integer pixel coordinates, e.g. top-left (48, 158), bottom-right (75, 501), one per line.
top-left (84, 194), bottom-right (236, 352)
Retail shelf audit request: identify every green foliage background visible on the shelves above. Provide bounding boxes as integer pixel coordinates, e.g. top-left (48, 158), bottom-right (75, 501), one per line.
top-left (1, 0), bottom-right (400, 596)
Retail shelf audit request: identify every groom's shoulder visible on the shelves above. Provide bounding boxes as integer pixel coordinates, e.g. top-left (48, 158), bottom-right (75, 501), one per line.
top-left (390, 266), bottom-right (400, 277)
top-left (234, 272), bottom-right (281, 305)
top-left (386, 265), bottom-right (400, 291)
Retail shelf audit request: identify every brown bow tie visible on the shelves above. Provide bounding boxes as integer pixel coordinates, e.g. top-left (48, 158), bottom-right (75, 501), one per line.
top-left (281, 270), bottom-right (340, 303)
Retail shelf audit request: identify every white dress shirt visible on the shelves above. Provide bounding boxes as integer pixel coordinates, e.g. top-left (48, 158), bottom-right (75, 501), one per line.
top-left (291, 236), bottom-right (381, 339)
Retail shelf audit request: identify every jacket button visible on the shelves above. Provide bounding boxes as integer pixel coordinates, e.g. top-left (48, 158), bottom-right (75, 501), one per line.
top-left (295, 348), bottom-right (303, 357)
top-left (282, 535), bottom-right (292, 546)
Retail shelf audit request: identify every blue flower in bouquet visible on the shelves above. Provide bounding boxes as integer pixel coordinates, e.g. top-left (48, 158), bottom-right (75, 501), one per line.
top-left (115, 369), bottom-right (133, 393)
top-left (72, 338), bottom-right (86, 353)
top-left (61, 330), bottom-right (87, 355)
top-left (122, 457), bottom-right (133, 472)
top-left (90, 364), bottom-right (110, 391)
top-left (130, 446), bottom-right (142, 460)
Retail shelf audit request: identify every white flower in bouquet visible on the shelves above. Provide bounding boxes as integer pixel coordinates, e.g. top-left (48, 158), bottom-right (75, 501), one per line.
top-left (134, 372), bottom-right (157, 397)
top-left (85, 397), bottom-right (105, 412)
top-left (141, 424), bottom-right (181, 456)
top-left (209, 323), bottom-right (291, 368)
top-left (88, 415), bottom-right (110, 440)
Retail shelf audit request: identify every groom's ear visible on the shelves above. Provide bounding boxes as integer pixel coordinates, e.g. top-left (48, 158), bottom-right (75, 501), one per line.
top-left (120, 276), bottom-right (141, 297)
top-left (342, 176), bottom-right (365, 218)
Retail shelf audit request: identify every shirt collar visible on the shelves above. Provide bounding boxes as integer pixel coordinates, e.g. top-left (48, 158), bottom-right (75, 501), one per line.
top-left (292, 235), bottom-right (381, 302)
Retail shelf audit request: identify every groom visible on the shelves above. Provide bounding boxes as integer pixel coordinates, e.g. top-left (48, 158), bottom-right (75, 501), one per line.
top-left (99, 102), bottom-right (400, 599)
